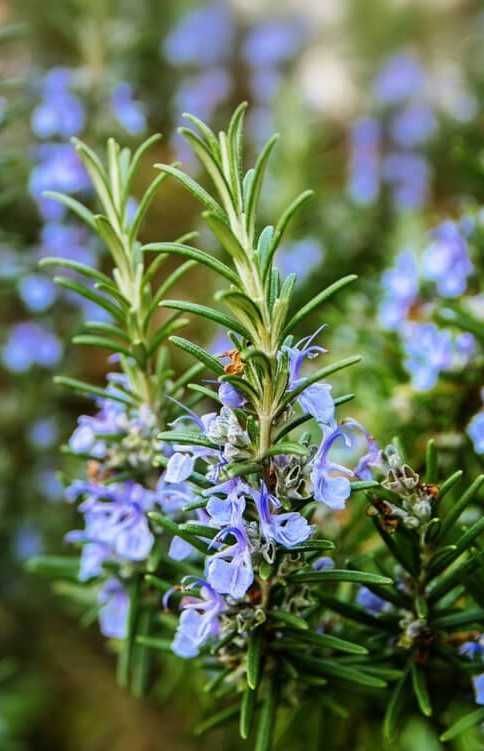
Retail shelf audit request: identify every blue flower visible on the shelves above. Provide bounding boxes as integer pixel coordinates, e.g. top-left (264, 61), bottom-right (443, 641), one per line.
top-left (29, 144), bottom-right (90, 220)
top-left (378, 250), bottom-right (419, 331)
top-left (205, 478), bottom-right (248, 528)
top-left (373, 53), bottom-right (425, 106)
top-left (111, 83), bottom-right (147, 136)
top-left (468, 411), bottom-right (484, 455)
top-left (401, 322), bottom-right (453, 390)
top-left (207, 526), bottom-right (253, 599)
top-left (98, 578), bottom-right (129, 639)
top-left (473, 674), bottom-right (484, 705)
top-left (28, 417), bottom-right (59, 449)
top-left (218, 381), bottom-right (246, 408)
top-left (172, 579), bottom-right (226, 658)
top-left (284, 327), bottom-right (335, 426)
top-left (389, 102), bottom-right (436, 148)
top-left (252, 483), bottom-right (312, 549)
top-left (460, 638), bottom-right (484, 661)
top-left (382, 152), bottom-right (430, 210)
top-left (2, 322), bottom-right (62, 373)
top-left (356, 586), bottom-right (386, 615)
top-left (18, 273), bottom-right (57, 312)
top-left (242, 20), bottom-right (304, 67)
top-left (31, 67), bottom-right (86, 139)
top-left (348, 117), bottom-right (380, 205)
top-left (422, 220), bottom-right (473, 298)
top-left (173, 68), bottom-right (232, 123)
top-left (310, 422), bottom-right (353, 510)
top-left (163, 3), bottom-right (234, 67)
top-left (277, 238), bottom-right (323, 282)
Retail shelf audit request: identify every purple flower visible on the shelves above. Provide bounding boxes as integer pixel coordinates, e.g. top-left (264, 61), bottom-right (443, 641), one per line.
top-left (14, 524), bottom-right (43, 561)
top-left (313, 556), bottom-right (334, 571)
top-left (169, 536), bottom-right (196, 562)
top-left (111, 83), bottom-right (146, 136)
top-left (156, 478), bottom-right (194, 514)
top-left (460, 638), bottom-right (484, 661)
top-left (378, 250), bottom-right (419, 331)
top-left (389, 102), bottom-right (436, 148)
top-left (2, 322), bottom-right (62, 373)
top-left (422, 220), bottom-right (473, 298)
top-left (348, 117), bottom-right (381, 205)
top-left (402, 322), bottom-right (453, 390)
top-left (18, 273), bottom-right (57, 312)
top-left (284, 327), bottom-right (335, 426)
top-left (98, 578), bottom-right (129, 639)
top-left (205, 478), bottom-right (248, 528)
top-left (356, 586), bottom-right (386, 615)
top-left (172, 579), bottom-right (226, 658)
top-left (252, 483), bottom-right (312, 549)
top-left (473, 674), bottom-right (484, 705)
top-left (165, 452), bottom-right (195, 483)
top-left (468, 412), bottom-right (484, 455)
top-left (207, 526), bottom-right (253, 599)
top-left (31, 67), bottom-right (86, 139)
top-left (242, 20), bottom-right (304, 67)
top-left (218, 381), bottom-right (246, 408)
top-left (310, 423), bottom-right (353, 510)
top-left (354, 433), bottom-right (381, 481)
top-left (373, 53), bottom-right (425, 105)
top-left (163, 3), bottom-right (234, 67)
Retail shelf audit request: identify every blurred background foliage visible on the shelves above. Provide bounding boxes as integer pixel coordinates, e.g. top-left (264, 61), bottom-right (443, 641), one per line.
top-left (0, 0), bottom-right (482, 748)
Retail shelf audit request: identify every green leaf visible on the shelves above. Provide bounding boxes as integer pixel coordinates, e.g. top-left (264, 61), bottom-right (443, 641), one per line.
top-left (203, 211), bottom-right (246, 264)
top-left (283, 275), bottom-right (358, 336)
top-left (161, 299), bottom-right (251, 339)
top-left (240, 686), bottom-right (257, 740)
top-left (117, 576), bottom-right (141, 689)
top-left (428, 554), bottom-right (481, 603)
top-left (293, 655), bottom-right (386, 688)
top-left (411, 664), bottom-right (432, 717)
top-left (246, 134), bottom-right (279, 240)
top-left (438, 470), bottom-right (463, 499)
top-left (42, 191), bottom-right (97, 230)
top-left (384, 669), bottom-right (409, 741)
top-left (146, 312), bottom-right (188, 357)
top-left (71, 334), bottom-right (134, 360)
top-left (193, 704), bottom-right (240, 736)
top-left (432, 608), bottom-right (484, 630)
top-left (263, 190), bottom-right (313, 278)
top-left (25, 555), bottom-right (79, 579)
top-left (135, 636), bottom-right (172, 652)
top-left (147, 512), bottom-right (209, 555)
top-left (439, 474), bottom-right (484, 538)
top-left (169, 335), bottom-right (224, 375)
top-left (143, 241), bottom-right (238, 284)
top-left (124, 133), bottom-right (161, 199)
top-left (255, 680), bottom-right (277, 751)
top-left (157, 430), bottom-right (217, 449)
top-left (271, 610), bottom-right (309, 631)
top-left (318, 595), bottom-right (394, 631)
top-left (54, 376), bottom-right (137, 406)
top-left (289, 569), bottom-right (392, 585)
top-left (440, 707), bottom-right (484, 742)
top-left (154, 163), bottom-right (226, 220)
top-left (80, 321), bottom-right (130, 342)
top-left (290, 629), bottom-right (368, 655)
top-left (179, 126), bottom-right (235, 215)
top-left (262, 442), bottom-right (308, 459)
top-left (247, 628), bottom-right (263, 690)
top-left (454, 516), bottom-right (484, 555)
top-left (53, 275), bottom-right (123, 321)
top-left (425, 439), bottom-right (438, 483)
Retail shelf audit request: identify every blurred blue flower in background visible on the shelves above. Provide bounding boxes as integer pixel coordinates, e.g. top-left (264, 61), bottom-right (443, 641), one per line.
top-left (163, 2), bottom-right (234, 67)
top-left (373, 53), bottom-right (425, 105)
top-left (389, 102), bottom-right (436, 148)
top-left (29, 144), bottom-right (90, 220)
top-left (2, 322), bottom-right (62, 373)
top-left (18, 273), bottom-right (57, 313)
top-left (31, 67), bottom-right (85, 139)
top-left (98, 578), bottom-right (129, 639)
top-left (381, 152), bottom-right (430, 210)
top-left (356, 586), bottom-right (387, 615)
top-left (348, 117), bottom-right (381, 205)
top-left (422, 219), bottom-right (474, 297)
top-left (468, 411), bottom-right (484, 455)
top-left (277, 237), bottom-right (324, 281)
top-left (173, 68), bottom-right (232, 122)
top-left (13, 523), bottom-right (43, 561)
top-left (111, 82), bottom-right (147, 136)
top-left (242, 19), bottom-right (304, 67)
top-left (28, 417), bottom-right (59, 450)
top-left (378, 250), bottom-right (419, 331)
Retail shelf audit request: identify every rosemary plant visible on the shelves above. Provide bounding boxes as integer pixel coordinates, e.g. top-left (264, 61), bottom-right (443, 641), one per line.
top-left (142, 104), bottom-right (394, 746)
top-left (31, 136), bottom-right (205, 693)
